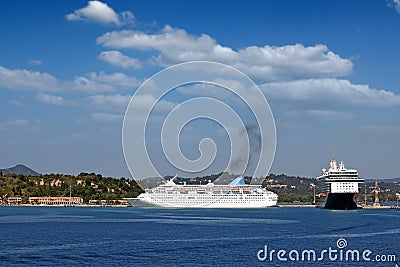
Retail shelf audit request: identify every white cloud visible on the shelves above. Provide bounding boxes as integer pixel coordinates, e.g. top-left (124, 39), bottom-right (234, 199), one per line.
top-left (91, 112), bottom-right (123, 122)
top-left (87, 71), bottom-right (139, 88)
top-left (28, 59), bottom-right (43, 66)
top-left (69, 75), bottom-right (115, 92)
top-left (0, 66), bottom-right (59, 91)
top-left (66, 1), bottom-right (119, 24)
top-left (387, 0), bottom-right (400, 13)
top-left (119, 11), bottom-right (135, 25)
top-left (85, 94), bottom-right (132, 112)
top-left (262, 78), bottom-right (400, 107)
top-left (85, 93), bottom-right (176, 114)
top-left (69, 71), bottom-right (140, 92)
top-left (66, 0), bottom-right (134, 26)
top-left (129, 94), bottom-right (176, 112)
top-left (36, 92), bottom-right (71, 106)
top-left (97, 25), bottom-right (353, 81)
top-left (0, 65), bottom-right (138, 93)
top-left (71, 71), bottom-right (141, 92)
top-left (98, 50), bottom-right (142, 69)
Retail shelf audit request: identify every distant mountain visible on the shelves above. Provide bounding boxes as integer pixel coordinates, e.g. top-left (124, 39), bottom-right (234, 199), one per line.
top-left (0, 164), bottom-right (40, 176)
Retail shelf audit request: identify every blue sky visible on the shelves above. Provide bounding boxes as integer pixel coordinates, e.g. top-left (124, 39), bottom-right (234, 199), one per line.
top-left (1, 0), bottom-right (400, 179)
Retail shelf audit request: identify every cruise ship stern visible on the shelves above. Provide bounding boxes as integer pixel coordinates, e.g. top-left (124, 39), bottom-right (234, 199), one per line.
top-left (317, 160), bottom-right (364, 210)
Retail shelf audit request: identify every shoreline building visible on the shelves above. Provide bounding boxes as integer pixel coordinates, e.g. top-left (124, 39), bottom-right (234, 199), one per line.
top-left (28, 196), bottom-right (83, 205)
top-left (7, 196), bottom-right (22, 205)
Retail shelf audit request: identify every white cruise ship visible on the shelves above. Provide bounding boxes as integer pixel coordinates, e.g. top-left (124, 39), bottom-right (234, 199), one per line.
top-left (317, 159), bottom-right (364, 210)
top-left (125, 177), bottom-right (278, 208)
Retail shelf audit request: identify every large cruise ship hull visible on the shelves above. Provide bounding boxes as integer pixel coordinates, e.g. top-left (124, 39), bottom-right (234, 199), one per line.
top-left (126, 177), bottom-right (278, 209)
top-left (323, 193), bottom-right (358, 210)
top-left (125, 193), bottom-right (277, 208)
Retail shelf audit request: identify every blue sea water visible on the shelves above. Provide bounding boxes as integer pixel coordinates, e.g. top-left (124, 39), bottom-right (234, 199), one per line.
top-left (0, 207), bottom-right (399, 266)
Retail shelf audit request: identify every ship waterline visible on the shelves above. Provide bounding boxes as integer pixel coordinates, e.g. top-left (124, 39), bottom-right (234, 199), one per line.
top-left (125, 177), bottom-right (278, 208)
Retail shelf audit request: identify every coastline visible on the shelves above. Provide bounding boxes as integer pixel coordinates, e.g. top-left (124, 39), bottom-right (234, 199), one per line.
top-left (2, 203), bottom-right (399, 209)
top-left (1, 204), bottom-right (130, 208)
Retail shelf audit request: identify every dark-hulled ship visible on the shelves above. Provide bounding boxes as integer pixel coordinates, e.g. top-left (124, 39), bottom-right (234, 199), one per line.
top-left (317, 159), bottom-right (364, 210)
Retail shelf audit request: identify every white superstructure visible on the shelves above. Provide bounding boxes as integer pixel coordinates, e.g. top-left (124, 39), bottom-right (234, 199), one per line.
top-left (317, 159), bottom-right (363, 193)
top-left (125, 177), bottom-right (278, 208)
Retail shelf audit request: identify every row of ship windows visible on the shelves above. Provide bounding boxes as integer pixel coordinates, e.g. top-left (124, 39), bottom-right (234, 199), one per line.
top-left (330, 173), bottom-right (357, 175)
top-left (337, 183), bottom-right (356, 187)
top-left (157, 196), bottom-right (264, 199)
top-left (152, 194), bottom-right (264, 196)
top-left (155, 196), bottom-right (266, 199)
top-left (158, 199), bottom-right (267, 203)
top-left (327, 178), bottom-right (360, 180)
top-left (335, 186), bottom-right (356, 190)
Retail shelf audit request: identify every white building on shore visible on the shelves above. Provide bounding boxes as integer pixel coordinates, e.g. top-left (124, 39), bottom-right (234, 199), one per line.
top-left (28, 196), bottom-right (83, 205)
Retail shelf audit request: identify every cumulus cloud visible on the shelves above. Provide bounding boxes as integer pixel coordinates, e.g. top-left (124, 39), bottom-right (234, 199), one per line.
top-left (87, 71), bottom-right (139, 88)
top-left (98, 50), bottom-right (142, 69)
top-left (127, 94), bottom-right (176, 112)
top-left (85, 94), bottom-right (132, 112)
top-left (36, 92), bottom-right (71, 106)
top-left (0, 65), bottom-right (59, 91)
top-left (262, 78), bottom-right (400, 107)
top-left (387, 0), bottom-right (400, 13)
top-left (97, 25), bottom-right (353, 81)
top-left (68, 76), bottom-right (115, 92)
top-left (0, 65), bottom-right (138, 93)
top-left (66, 0), bottom-right (134, 26)
top-left (69, 71), bottom-right (139, 92)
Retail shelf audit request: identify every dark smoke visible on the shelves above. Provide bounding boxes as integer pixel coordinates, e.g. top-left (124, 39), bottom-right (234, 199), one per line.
top-left (228, 124), bottom-right (261, 175)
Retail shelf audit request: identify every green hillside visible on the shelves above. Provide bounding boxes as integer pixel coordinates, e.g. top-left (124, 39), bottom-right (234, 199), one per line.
top-left (0, 172), bottom-right (143, 203)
